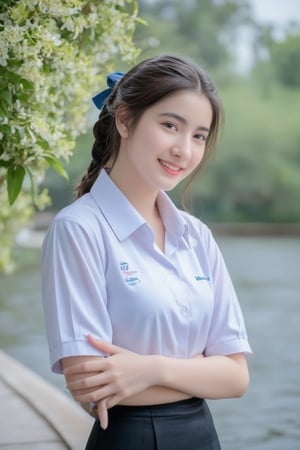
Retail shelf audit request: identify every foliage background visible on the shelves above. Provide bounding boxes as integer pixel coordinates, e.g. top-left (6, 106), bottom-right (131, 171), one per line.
top-left (0, 0), bottom-right (140, 272)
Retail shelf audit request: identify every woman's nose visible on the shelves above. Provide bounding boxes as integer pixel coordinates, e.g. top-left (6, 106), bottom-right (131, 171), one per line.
top-left (170, 136), bottom-right (192, 159)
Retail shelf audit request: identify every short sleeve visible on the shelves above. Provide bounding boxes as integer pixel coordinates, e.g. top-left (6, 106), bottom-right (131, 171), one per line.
top-left (41, 215), bottom-right (112, 373)
top-left (202, 228), bottom-right (252, 356)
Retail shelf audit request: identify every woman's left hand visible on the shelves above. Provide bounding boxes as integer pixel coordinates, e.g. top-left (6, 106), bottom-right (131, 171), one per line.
top-left (64, 335), bottom-right (157, 410)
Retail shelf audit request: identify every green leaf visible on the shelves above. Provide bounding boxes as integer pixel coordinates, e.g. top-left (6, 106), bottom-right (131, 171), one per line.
top-left (25, 168), bottom-right (37, 205)
top-left (0, 124), bottom-right (10, 134)
top-left (36, 138), bottom-right (49, 150)
top-left (7, 165), bottom-right (26, 205)
top-left (0, 89), bottom-right (12, 107)
top-left (5, 70), bottom-right (23, 84)
top-left (20, 78), bottom-right (35, 92)
top-left (44, 155), bottom-right (69, 181)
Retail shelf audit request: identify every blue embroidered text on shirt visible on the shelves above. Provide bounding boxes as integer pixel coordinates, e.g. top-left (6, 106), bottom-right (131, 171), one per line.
top-left (120, 261), bottom-right (129, 271)
top-left (194, 275), bottom-right (210, 281)
top-left (120, 261), bottom-right (141, 285)
top-left (125, 276), bottom-right (141, 286)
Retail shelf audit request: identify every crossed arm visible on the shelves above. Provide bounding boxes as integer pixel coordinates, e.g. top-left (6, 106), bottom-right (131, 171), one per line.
top-left (62, 335), bottom-right (249, 429)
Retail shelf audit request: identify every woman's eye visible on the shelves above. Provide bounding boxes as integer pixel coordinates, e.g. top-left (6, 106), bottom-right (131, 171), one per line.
top-left (163, 122), bottom-right (177, 131)
top-left (194, 134), bottom-right (206, 142)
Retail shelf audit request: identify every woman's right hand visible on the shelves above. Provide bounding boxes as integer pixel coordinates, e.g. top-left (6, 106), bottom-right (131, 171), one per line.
top-left (62, 338), bottom-right (159, 428)
top-left (62, 355), bottom-right (110, 428)
top-left (64, 338), bottom-right (157, 406)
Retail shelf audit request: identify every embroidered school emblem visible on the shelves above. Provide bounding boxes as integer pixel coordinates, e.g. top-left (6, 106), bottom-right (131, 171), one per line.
top-left (119, 261), bottom-right (141, 286)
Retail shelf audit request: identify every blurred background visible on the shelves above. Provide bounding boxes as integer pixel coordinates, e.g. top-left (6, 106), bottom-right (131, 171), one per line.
top-left (1, 1), bottom-right (299, 449)
top-left (42, 0), bottom-right (300, 224)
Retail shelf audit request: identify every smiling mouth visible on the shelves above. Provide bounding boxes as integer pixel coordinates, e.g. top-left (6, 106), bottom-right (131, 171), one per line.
top-left (159, 159), bottom-right (182, 172)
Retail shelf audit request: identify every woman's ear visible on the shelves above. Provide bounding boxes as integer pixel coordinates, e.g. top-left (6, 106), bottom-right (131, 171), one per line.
top-left (115, 105), bottom-right (129, 138)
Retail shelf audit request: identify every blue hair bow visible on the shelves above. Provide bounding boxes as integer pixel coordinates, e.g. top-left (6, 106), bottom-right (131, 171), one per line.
top-left (92, 72), bottom-right (124, 110)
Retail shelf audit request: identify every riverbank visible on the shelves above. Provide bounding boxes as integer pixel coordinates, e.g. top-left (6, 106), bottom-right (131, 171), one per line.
top-left (0, 350), bottom-right (93, 449)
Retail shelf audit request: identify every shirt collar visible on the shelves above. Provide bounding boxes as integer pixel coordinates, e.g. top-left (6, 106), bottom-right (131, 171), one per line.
top-left (91, 169), bottom-right (146, 240)
top-left (156, 191), bottom-right (189, 242)
top-left (91, 169), bottom-right (190, 245)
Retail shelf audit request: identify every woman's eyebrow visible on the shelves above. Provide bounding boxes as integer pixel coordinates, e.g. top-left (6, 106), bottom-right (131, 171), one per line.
top-left (159, 112), bottom-right (210, 132)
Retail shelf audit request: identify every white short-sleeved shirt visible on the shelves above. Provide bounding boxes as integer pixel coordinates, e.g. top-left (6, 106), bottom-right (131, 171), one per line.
top-left (41, 169), bottom-right (252, 373)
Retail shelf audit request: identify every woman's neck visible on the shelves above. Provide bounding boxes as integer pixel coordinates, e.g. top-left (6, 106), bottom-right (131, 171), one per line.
top-left (109, 165), bottom-right (159, 221)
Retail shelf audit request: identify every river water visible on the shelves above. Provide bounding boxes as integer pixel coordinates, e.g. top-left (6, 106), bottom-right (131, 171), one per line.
top-left (0, 235), bottom-right (299, 449)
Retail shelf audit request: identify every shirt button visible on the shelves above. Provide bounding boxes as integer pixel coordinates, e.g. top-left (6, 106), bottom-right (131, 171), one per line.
top-left (176, 299), bottom-right (189, 317)
top-left (180, 305), bottom-right (188, 317)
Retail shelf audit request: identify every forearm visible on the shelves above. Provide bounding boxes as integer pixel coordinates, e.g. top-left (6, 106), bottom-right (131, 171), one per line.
top-left (154, 353), bottom-right (249, 399)
top-left (63, 354), bottom-right (191, 403)
top-left (63, 340), bottom-right (249, 410)
top-left (118, 386), bottom-right (191, 406)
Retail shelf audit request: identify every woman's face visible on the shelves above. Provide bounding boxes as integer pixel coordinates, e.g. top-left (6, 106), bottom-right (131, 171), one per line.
top-left (113, 89), bottom-right (213, 194)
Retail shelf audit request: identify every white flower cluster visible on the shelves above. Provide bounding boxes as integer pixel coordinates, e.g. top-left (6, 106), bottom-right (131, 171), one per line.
top-left (0, 0), bottom-right (140, 272)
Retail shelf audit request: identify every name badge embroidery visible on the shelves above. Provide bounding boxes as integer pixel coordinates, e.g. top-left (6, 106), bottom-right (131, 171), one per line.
top-left (194, 275), bottom-right (210, 282)
top-left (120, 261), bottom-right (141, 286)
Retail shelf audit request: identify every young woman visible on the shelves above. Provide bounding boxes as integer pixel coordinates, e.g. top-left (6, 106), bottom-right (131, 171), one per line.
top-left (41, 55), bottom-right (252, 450)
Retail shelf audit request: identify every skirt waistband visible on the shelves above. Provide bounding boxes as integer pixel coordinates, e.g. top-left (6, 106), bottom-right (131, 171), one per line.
top-left (109, 397), bottom-right (204, 418)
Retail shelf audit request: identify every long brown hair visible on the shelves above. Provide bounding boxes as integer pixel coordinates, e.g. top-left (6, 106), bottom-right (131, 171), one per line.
top-left (76, 54), bottom-right (222, 198)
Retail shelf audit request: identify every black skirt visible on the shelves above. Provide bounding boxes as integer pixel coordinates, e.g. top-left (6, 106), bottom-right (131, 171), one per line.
top-left (85, 397), bottom-right (221, 450)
